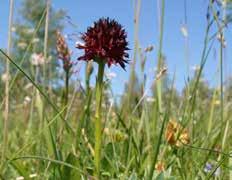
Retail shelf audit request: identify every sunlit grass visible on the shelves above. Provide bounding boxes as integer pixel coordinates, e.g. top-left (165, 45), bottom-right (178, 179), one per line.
top-left (0, 0), bottom-right (232, 179)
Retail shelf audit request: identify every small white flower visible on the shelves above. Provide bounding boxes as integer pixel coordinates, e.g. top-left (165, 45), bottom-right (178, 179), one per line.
top-left (11, 26), bottom-right (16, 32)
top-left (29, 173), bottom-right (37, 178)
top-left (30, 53), bottom-right (45, 66)
top-left (17, 42), bottom-right (27, 49)
top-left (146, 96), bottom-right (155, 103)
top-left (16, 176), bottom-right (24, 180)
top-left (32, 38), bottom-right (40, 44)
top-left (1, 73), bottom-right (10, 83)
top-left (188, 96), bottom-right (192, 100)
top-left (180, 25), bottom-right (188, 38)
top-left (23, 96), bottom-right (31, 105)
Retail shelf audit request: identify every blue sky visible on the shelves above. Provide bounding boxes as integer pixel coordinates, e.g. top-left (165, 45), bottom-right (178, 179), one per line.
top-left (1, 0), bottom-right (232, 95)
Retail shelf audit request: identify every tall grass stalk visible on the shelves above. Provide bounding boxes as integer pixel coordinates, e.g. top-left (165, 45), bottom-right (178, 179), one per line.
top-left (155, 0), bottom-right (165, 113)
top-left (210, 2), bottom-right (227, 166)
top-left (148, 0), bottom-right (165, 178)
top-left (2, 0), bottom-right (14, 167)
top-left (217, 2), bottom-right (229, 169)
top-left (127, 0), bottom-right (141, 112)
top-left (132, 0), bottom-right (141, 69)
top-left (207, 89), bottom-right (217, 136)
top-left (44, 0), bottom-right (50, 80)
top-left (220, 1), bottom-right (229, 157)
top-left (42, 0), bottom-right (51, 152)
top-left (183, 0), bottom-right (190, 77)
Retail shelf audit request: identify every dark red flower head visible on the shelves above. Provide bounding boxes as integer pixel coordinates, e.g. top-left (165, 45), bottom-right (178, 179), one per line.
top-left (76, 18), bottom-right (129, 69)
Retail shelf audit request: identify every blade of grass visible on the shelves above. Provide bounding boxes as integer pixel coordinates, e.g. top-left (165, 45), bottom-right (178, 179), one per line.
top-left (2, 0), bottom-right (14, 168)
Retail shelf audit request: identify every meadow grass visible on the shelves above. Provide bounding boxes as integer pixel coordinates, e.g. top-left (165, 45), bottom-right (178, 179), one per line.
top-left (0, 0), bottom-right (232, 179)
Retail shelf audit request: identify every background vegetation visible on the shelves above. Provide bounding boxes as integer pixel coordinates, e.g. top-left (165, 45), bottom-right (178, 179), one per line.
top-left (0, 0), bottom-right (232, 179)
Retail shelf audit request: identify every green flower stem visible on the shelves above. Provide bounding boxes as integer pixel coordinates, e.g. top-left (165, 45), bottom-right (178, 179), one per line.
top-left (94, 61), bottom-right (105, 178)
top-left (64, 70), bottom-right (70, 115)
top-left (57, 70), bottom-right (69, 147)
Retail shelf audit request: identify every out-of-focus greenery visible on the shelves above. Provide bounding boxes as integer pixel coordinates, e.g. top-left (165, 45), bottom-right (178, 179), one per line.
top-left (0, 0), bottom-right (232, 179)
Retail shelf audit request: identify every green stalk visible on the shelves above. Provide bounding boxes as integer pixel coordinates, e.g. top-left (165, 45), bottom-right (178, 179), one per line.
top-left (148, 0), bottom-right (165, 179)
top-left (156, 0), bottom-right (165, 113)
top-left (207, 89), bottom-right (217, 136)
top-left (217, 23), bottom-right (225, 170)
top-left (57, 69), bottom-right (69, 147)
top-left (2, 0), bottom-right (14, 166)
top-left (94, 61), bottom-right (105, 178)
top-left (220, 0), bottom-right (227, 155)
top-left (64, 70), bottom-right (70, 117)
top-left (126, 0), bottom-right (141, 114)
top-left (75, 62), bottom-right (93, 151)
top-left (219, 32), bottom-right (224, 132)
top-left (85, 62), bottom-right (93, 133)
top-left (43, 0), bottom-right (50, 81)
top-left (42, 0), bottom-right (50, 155)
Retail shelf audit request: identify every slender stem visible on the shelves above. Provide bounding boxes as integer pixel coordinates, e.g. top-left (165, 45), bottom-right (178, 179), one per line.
top-left (219, 33), bottom-right (224, 130)
top-left (221, 0), bottom-right (229, 162)
top-left (148, 0), bottom-right (165, 178)
top-left (127, 0), bottom-right (141, 113)
top-left (94, 61), bottom-right (105, 178)
top-left (217, 25), bottom-right (224, 166)
top-left (148, 114), bottom-right (167, 180)
top-left (2, 0), bottom-right (14, 165)
top-left (42, 0), bottom-right (50, 135)
top-left (86, 62), bottom-right (92, 97)
top-left (44, 0), bottom-right (50, 86)
top-left (64, 70), bottom-right (69, 118)
top-left (57, 70), bottom-right (69, 147)
top-left (65, 71), bottom-right (69, 106)
top-left (132, 0), bottom-right (141, 70)
top-left (156, 0), bottom-right (165, 113)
